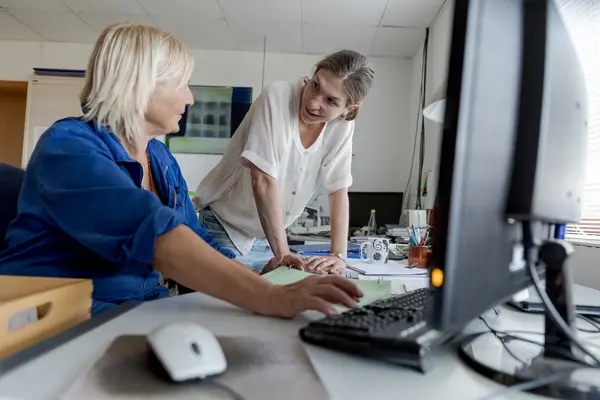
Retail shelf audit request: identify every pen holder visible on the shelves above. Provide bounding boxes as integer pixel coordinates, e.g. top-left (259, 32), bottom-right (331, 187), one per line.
top-left (408, 246), bottom-right (430, 269)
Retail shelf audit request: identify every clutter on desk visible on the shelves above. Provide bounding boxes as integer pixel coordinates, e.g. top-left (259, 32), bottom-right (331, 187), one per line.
top-left (386, 224), bottom-right (412, 241)
top-left (406, 225), bottom-right (431, 269)
top-left (404, 209), bottom-right (428, 229)
top-left (366, 208), bottom-right (377, 235)
top-left (350, 235), bottom-right (387, 243)
top-left (388, 243), bottom-right (409, 260)
top-left (287, 224), bottom-right (332, 235)
top-left (359, 237), bottom-right (390, 264)
top-left (287, 191), bottom-right (332, 235)
top-left (407, 225), bottom-right (430, 247)
top-left (287, 234), bottom-right (332, 245)
top-left (408, 246), bottom-right (430, 269)
top-left (289, 242), bottom-right (361, 255)
top-left (351, 208), bottom-right (388, 237)
top-left (59, 335), bottom-right (328, 400)
top-left (351, 236), bottom-right (409, 260)
top-left (346, 260), bottom-right (427, 277)
top-left (0, 276), bottom-right (92, 359)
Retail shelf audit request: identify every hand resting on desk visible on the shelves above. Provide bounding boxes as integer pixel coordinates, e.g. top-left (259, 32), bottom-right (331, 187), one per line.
top-left (260, 253), bottom-right (305, 275)
top-left (303, 255), bottom-right (345, 276)
top-left (260, 254), bottom-right (345, 277)
top-left (155, 225), bottom-right (362, 318)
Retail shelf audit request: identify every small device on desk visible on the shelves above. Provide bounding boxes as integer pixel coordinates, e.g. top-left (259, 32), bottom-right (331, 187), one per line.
top-left (147, 321), bottom-right (227, 382)
top-left (509, 289), bottom-right (600, 317)
top-left (300, 0), bottom-right (599, 397)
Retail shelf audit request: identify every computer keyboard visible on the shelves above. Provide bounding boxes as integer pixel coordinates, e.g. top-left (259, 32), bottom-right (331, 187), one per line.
top-left (299, 288), bottom-right (450, 372)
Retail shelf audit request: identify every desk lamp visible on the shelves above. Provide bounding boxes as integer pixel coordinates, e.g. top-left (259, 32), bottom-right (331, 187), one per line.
top-left (423, 80), bottom-right (446, 123)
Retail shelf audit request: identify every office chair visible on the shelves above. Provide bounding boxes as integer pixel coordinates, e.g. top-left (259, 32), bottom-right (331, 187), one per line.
top-left (0, 163), bottom-right (25, 247)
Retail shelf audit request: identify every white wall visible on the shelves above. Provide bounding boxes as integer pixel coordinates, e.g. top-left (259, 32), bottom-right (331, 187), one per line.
top-left (0, 39), bottom-right (414, 194)
top-left (406, 0), bottom-right (453, 209)
top-left (408, 0), bottom-right (600, 289)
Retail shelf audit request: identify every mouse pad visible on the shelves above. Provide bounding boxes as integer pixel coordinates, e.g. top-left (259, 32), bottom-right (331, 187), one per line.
top-left (59, 335), bottom-right (329, 400)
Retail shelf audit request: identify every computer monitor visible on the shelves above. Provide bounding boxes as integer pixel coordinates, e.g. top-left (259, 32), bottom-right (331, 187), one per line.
top-left (348, 192), bottom-right (403, 229)
top-left (430, 0), bottom-right (596, 395)
top-left (430, 0), bottom-right (533, 333)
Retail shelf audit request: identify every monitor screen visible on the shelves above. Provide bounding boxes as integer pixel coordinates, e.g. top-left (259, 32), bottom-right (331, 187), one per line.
top-left (348, 192), bottom-right (403, 229)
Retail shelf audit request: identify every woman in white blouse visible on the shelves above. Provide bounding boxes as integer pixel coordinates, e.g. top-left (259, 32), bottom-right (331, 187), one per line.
top-left (193, 50), bottom-right (375, 276)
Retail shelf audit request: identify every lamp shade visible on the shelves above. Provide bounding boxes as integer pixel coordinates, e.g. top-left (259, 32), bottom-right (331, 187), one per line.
top-left (422, 79), bottom-right (447, 123)
top-left (423, 99), bottom-right (446, 123)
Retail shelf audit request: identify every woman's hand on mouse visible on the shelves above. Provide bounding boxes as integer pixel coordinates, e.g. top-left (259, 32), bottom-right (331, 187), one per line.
top-left (264, 275), bottom-right (363, 318)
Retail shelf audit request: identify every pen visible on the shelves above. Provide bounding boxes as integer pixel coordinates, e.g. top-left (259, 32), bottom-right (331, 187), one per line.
top-left (412, 226), bottom-right (419, 246)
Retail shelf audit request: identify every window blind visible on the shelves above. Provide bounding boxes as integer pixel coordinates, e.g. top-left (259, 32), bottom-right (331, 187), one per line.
top-left (555, 0), bottom-right (600, 243)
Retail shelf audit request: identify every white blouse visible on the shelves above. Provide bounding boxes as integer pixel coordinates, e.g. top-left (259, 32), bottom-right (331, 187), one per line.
top-left (193, 80), bottom-right (354, 254)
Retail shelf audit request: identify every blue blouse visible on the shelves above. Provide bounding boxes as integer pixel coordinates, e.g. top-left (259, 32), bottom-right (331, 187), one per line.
top-left (0, 117), bottom-right (234, 313)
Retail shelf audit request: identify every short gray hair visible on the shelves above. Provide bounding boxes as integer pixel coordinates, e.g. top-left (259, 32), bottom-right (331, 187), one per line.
top-left (81, 22), bottom-right (194, 152)
top-left (314, 50), bottom-right (375, 121)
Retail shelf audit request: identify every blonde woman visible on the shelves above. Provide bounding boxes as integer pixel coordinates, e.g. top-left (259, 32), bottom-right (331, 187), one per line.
top-left (0, 22), bottom-right (362, 316)
top-left (194, 50), bottom-right (375, 276)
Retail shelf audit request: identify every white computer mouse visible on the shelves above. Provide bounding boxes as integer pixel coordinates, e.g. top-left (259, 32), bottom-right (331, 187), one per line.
top-left (147, 321), bottom-right (227, 382)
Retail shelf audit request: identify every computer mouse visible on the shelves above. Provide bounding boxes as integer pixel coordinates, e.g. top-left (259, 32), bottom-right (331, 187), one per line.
top-left (146, 321), bottom-right (227, 382)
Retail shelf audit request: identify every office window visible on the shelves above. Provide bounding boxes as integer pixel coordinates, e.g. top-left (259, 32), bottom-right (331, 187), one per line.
top-left (557, 0), bottom-right (600, 244)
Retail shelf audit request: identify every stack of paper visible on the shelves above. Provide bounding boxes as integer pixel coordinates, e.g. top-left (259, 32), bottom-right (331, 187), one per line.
top-left (261, 267), bottom-right (391, 310)
top-left (385, 225), bottom-right (411, 240)
top-left (346, 260), bottom-right (427, 276)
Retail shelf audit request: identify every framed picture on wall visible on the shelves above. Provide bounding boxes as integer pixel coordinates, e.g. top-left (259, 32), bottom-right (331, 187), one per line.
top-left (166, 85), bottom-right (253, 154)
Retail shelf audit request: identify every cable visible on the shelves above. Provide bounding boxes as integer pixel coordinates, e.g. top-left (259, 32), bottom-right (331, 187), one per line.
top-left (479, 320), bottom-right (545, 349)
top-left (521, 221), bottom-right (600, 366)
top-left (403, 28), bottom-right (429, 211)
top-left (578, 314), bottom-right (600, 333)
top-left (478, 369), bottom-right (575, 400)
top-left (472, 323), bottom-right (598, 399)
top-left (415, 28), bottom-right (430, 210)
top-left (478, 317), bottom-right (528, 365)
top-left (502, 329), bottom-right (600, 351)
top-left (207, 380), bottom-right (246, 400)
top-left (498, 330), bottom-right (600, 354)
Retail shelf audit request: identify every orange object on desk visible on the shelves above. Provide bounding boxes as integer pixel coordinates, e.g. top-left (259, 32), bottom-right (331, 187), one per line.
top-left (408, 245), bottom-right (430, 269)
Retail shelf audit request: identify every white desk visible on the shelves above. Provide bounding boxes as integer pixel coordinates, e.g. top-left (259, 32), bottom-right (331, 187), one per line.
top-left (0, 285), bottom-right (599, 400)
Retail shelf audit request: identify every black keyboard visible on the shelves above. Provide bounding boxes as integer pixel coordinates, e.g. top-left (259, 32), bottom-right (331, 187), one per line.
top-left (299, 288), bottom-right (449, 372)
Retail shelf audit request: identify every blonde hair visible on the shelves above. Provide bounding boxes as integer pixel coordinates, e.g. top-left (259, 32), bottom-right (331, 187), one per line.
top-left (81, 22), bottom-right (194, 152)
top-left (314, 50), bottom-right (375, 121)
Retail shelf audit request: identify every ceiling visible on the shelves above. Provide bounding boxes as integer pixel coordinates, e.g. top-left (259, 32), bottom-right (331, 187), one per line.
top-left (0, 0), bottom-right (446, 58)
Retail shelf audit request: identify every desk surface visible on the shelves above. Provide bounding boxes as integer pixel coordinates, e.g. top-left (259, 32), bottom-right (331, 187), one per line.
top-left (1, 285), bottom-right (599, 400)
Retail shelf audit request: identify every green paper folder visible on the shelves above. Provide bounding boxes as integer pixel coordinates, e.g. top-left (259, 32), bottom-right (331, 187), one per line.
top-left (261, 267), bottom-right (391, 311)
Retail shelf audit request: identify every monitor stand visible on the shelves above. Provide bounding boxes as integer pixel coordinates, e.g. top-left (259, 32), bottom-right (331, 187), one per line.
top-left (458, 240), bottom-right (600, 398)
